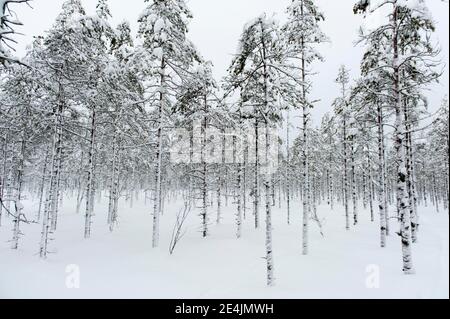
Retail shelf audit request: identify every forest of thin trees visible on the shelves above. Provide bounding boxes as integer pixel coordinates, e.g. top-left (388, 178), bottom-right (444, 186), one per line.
top-left (0, 0), bottom-right (448, 286)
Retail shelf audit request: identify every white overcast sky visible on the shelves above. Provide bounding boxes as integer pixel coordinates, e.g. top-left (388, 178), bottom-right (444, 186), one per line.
top-left (12, 0), bottom-right (450, 124)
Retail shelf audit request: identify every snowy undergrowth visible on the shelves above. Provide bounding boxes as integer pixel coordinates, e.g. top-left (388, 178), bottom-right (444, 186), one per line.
top-left (0, 194), bottom-right (448, 299)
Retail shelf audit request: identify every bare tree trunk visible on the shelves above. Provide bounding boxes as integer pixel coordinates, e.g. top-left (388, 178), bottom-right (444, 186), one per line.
top-left (286, 111), bottom-right (291, 224)
top-left (217, 130), bottom-right (226, 225)
top-left (84, 106), bottom-right (97, 239)
top-left (264, 122), bottom-right (274, 286)
top-left (201, 98), bottom-right (208, 238)
top-left (236, 110), bottom-right (244, 238)
top-left (377, 103), bottom-right (387, 248)
top-left (343, 116), bottom-right (350, 230)
top-left (393, 4), bottom-right (414, 274)
top-left (382, 131), bottom-right (390, 236)
top-left (4, 133), bottom-right (14, 216)
top-left (0, 134), bottom-right (9, 227)
top-left (36, 147), bottom-right (49, 222)
top-left (300, 11), bottom-right (311, 254)
top-left (302, 108), bottom-right (310, 255)
top-left (40, 81), bottom-right (64, 258)
top-left (350, 138), bottom-right (358, 226)
top-left (404, 109), bottom-right (418, 243)
top-left (152, 58), bottom-right (165, 248)
top-left (108, 137), bottom-right (121, 232)
top-left (11, 132), bottom-right (26, 250)
top-left (253, 119), bottom-right (260, 230)
top-left (367, 151), bottom-right (374, 222)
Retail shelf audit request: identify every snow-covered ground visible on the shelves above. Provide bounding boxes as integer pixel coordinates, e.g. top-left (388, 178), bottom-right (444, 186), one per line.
top-left (0, 193), bottom-right (448, 299)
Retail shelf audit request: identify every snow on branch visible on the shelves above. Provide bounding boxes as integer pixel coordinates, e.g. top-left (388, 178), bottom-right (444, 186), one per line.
top-left (0, 0), bottom-right (31, 66)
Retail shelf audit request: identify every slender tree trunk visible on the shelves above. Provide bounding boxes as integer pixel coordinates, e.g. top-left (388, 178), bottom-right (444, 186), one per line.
top-left (37, 147), bottom-right (49, 222)
top-left (393, 4), bottom-right (414, 274)
top-left (152, 58), bottom-right (165, 248)
top-left (108, 136), bottom-right (121, 232)
top-left (4, 133), bottom-right (14, 216)
top-left (286, 111), bottom-right (291, 224)
top-left (201, 97), bottom-right (208, 238)
top-left (84, 106), bottom-right (97, 239)
top-left (300, 10), bottom-right (311, 254)
top-left (264, 122), bottom-right (274, 286)
top-left (260, 24), bottom-right (275, 286)
top-left (377, 103), bottom-right (387, 248)
top-left (367, 150), bottom-right (374, 222)
top-left (236, 154), bottom-right (243, 239)
top-left (11, 132), bottom-right (26, 250)
top-left (253, 119), bottom-right (260, 230)
top-left (40, 82), bottom-right (64, 258)
top-left (350, 138), bottom-right (358, 225)
top-left (343, 116), bottom-right (350, 230)
top-left (0, 134), bottom-right (8, 227)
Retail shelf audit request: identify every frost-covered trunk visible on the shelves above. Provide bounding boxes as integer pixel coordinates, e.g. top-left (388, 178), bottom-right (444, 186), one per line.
top-left (49, 85), bottom-right (64, 233)
top-left (444, 161), bottom-right (449, 211)
top-left (36, 147), bottom-right (49, 222)
top-left (264, 122), bottom-right (274, 286)
top-left (363, 169), bottom-right (368, 211)
top-left (286, 111), bottom-right (291, 224)
top-left (327, 168), bottom-right (331, 206)
top-left (253, 118), bottom-right (260, 230)
top-left (236, 113), bottom-right (244, 238)
top-left (84, 106), bottom-right (97, 239)
top-left (377, 103), bottom-right (387, 248)
top-left (243, 139), bottom-right (248, 220)
top-left (11, 132), bottom-right (26, 250)
top-left (329, 169), bottom-right (334, 210)
top-left (108, 135), bottom-right (121, 232)
top-left (393, 6), bottom-right (414, 274)
top-left (75, 148), bottom-right (85, 215)
top-left (56, 153), bottom-right (64, 214)
top-left (382, 132), bottom-right (390, 236)
top-left (0, 135), bottom-right (7, 226)
top-left (350, 138), bottom-right (358, 226)
top-left (4, 132), bottom-right (14, 216)
top-left (328, 133), bottom-right (334, 211)
top-left (40, 87), bottom-right (64, 258)
top-left (271, 174), bottom-right (276, 207)
top-left (367, 151), bottom-right (374, 222)
top-left (108, 138), bottom-right (117, 226)
top-left (236, 160), bottom-right (243, 238)
top-left (201, 97), bottom-right (208, 238)
top-left (0, 133), bottom-right (12, 227)
top-left (404, 110), bottom-right (418, 243)
top-left (216, 131), bottom-right (226, 225)
top-left (260, 25), bottom-right (275, 286)
top-left (216, 174), bottom-right (222, 224)
top-left (343, 116), bottom-right (350, 230)
top-left (300, 27), bottom-right (311, 255)
top-left (432, 173), bottom-right (439, 212)
top-left (302, 105), bottom-right (310, 255)
top-left (152, 58), bottom-right (165, 248)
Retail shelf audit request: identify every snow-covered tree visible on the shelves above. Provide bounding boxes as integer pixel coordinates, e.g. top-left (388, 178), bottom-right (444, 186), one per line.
top-left (137, 0), bottom-right (201, 248)
top-left (284, 0), bottom-right (328, 255)
top-left (355, 0), bottom-right (441, 274)
top-left (228, 14), bottom-right (303, 287)
top-left (0, 0), bottom-right (31, 65)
